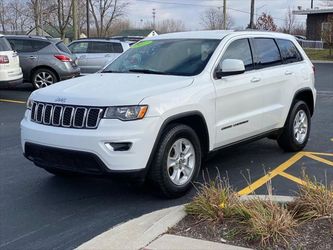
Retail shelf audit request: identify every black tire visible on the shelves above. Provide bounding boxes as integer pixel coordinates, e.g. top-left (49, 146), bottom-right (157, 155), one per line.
top-left (31, 68), bottom-right (58, 89)
top-left (148, 124), bottom-right (202, 198)
top-left (277, 100), bottom-right (311, 152)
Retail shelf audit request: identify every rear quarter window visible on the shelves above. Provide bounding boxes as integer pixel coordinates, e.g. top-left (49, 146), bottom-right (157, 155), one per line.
top-left (276, 39), bottom-right (303, 63)
top-left (56, 42), bottom-right (71, 54)
top-left (0, 37), bottom-right (12, 51)
top-left (253, 38), bottom-right (282, 68)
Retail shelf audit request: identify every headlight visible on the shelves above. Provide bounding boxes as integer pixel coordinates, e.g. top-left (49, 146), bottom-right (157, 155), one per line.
top-left (104, 105), bottom-right (148, 121)
top-left (26, 98), bottom-right (33, 110)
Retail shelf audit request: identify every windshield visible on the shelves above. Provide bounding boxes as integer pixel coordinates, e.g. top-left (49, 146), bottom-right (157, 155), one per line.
top-left (103, 39), bottom-right (220, 76)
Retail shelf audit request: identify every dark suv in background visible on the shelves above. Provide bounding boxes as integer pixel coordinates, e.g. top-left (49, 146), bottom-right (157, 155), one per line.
top-left (6, 36), bottom-right (80, 89)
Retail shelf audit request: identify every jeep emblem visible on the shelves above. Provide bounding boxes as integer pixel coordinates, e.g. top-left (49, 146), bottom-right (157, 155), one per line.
top-left (55, 97), bottom-right (66, 103)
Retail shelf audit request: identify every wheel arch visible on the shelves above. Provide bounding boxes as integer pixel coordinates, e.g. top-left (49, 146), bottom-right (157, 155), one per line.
top-left (145, 111), bottom-right (210, 171)
top-left (30, 66), bottom-right (60, 83)
top-left (292, 87), bottom-right (315, 116)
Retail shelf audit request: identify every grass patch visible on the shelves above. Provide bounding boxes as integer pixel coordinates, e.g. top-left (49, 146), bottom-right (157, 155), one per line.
top-left (292, 175), bottom-right (333, 220)
top-left (183, 172), bottom-right (333, 248)
top-left (304, 48), bottom-right (333, 61)
top-left (234, 198), bottom-right (297, 247)
top-left (185, 177), bottom-right (239, 222)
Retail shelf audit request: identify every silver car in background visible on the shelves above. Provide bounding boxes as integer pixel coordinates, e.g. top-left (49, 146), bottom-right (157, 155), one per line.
top-left (68, 39), bottom-right (130, 74)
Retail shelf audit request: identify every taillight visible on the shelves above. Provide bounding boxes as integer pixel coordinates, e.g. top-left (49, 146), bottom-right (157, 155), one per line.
top-left (0, 55), bottom-right (9, 64)
top-left (312, 65), bottom-right (315, 74)
top-left (54, 55), bottom-right (72, 62)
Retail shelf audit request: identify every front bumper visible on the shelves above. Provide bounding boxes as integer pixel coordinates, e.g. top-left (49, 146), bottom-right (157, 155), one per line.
top-left (21, 110), bottom-right (162, 172)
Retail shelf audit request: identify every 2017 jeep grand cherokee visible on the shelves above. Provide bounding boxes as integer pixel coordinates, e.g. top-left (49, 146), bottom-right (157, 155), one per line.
top-left (21, 31), bottom-right (316, 197)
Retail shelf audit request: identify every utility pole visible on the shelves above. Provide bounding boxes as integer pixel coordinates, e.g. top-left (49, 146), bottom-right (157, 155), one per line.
top-left (223, 0), bottom-right (227, 29)
top-left (152, 8), bottom-right (156, 29)
top-left (249, 0), bottom-right (255, 29)
top-left (86, 0), bottom-right (89, 37)
top-left (311, 0), bottom-right (314, 8)
top-left (72, 0), bottom-right (78, 40)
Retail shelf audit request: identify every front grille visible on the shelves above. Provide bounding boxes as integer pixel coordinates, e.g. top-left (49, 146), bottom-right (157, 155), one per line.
top-left (31, 102), bottom-right (104, 129)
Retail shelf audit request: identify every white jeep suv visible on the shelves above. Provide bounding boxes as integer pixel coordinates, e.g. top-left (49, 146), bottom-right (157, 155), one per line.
top-left (21, 31), bottom-right (316, 197)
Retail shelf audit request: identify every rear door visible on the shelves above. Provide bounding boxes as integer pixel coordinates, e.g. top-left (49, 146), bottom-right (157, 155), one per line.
top-left (7, 38), bottom-right (49, 80)
top-left (213, 38), bottom-right (266, 147)
top-left (251, 38), bottom-right (285, 130)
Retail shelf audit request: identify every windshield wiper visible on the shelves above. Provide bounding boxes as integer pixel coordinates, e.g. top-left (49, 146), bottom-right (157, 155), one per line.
top-left (102, 70), bottom-right (124, 73)
top-left (128, 69), bottom-right (166, 75)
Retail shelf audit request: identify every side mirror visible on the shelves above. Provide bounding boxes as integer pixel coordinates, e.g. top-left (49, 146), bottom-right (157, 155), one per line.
top-left (215, 59), bottom-right (245, 79)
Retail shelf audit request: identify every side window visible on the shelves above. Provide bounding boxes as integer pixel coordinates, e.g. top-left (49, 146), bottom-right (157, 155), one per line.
top-left (89, 42), bottom-right (109, 53)
top-left (68, 42), bottom-right (88, 53)
top-left (276, 39), bottom-right (303, 64)
top-left (0, 37), bottom-right (12, 51)
top-left (253, 38), bottom-right (282, 68)
top-left (30, 40), bottom-right (49, 51)
top-left (220, 39), bottom-right (254, 71)
top-left (7, 39), bottom-right (33, 53)
top-left (7, 39), bottom-right (49, 53)
top-left (111, 43), bottom-right (123, 53)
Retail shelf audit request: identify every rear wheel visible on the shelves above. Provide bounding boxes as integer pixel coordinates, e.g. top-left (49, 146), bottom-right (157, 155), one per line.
top-left (32, 68), bottom-right (58, 89)
top-left (148, 124), bottom-right (202, 198)
top-left (277, 100), bottom-right (311, 152)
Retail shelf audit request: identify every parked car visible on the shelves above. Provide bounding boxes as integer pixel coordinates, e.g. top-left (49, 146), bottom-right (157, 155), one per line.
top-left (0, 34), bottom-right (23, 87)
top-left (6, 35), bottom-right (80, 89)
top-left (21, 31), bottom-right (316, 198)
top-left (68, 39), bottom-right (130, 74)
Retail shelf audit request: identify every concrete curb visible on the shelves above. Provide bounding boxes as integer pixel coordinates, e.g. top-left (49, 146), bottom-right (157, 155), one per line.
top-left (76, 205), bottom-right (186, 250)
top-left (312, 60), bottom-right (333, 64)
top-left (76, 195), bottom-right (295, 250)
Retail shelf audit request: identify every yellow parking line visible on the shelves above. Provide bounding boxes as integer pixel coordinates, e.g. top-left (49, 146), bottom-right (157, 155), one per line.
top-left (305, 151), bottom-right (333, 157)
top-left (0, 99), bottom-right (26, 104)
top-left (278, 172), bottom-right (307, 186)
top-left (304, 152), bottom-right (333, 167)
top-left (238, 152), bottom-right (305, 196)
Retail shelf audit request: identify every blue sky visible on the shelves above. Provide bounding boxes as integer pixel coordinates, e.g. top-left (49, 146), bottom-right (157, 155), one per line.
top-left (125, 0), bottom-right (329, 29)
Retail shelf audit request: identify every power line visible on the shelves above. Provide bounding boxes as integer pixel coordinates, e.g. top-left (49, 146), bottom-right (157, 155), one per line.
top-left (135, 0), bottom-right (288, 22)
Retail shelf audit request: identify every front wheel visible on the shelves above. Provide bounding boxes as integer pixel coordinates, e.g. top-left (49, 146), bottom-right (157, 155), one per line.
top-left (277, 100), bottom-right (311, 152)
top-left (148, 124), bottom-right (202, 198)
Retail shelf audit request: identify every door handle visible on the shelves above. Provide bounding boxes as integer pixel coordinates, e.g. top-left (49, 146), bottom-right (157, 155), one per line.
top-left (29, 56), bottom-right (37, 60)
top-left (105, 54), bottom-right (111, 57)
top-left (285, 70), bottom-right (293, 75)
top-left (251, 77), bottom-right (261, 83)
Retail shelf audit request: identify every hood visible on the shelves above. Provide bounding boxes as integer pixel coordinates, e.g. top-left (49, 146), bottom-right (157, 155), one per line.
top-left (30, 73), bottom-right (194, 106)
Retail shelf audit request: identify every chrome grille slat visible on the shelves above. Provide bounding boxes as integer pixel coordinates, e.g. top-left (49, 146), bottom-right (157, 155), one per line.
top-left (30, 102), bottom-right (103, 129)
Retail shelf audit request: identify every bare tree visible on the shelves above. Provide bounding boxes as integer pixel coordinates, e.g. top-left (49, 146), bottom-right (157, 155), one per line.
top-left (46, 0), bottom-right (72, 39)
top-left (256, 12), bottom-right (277, 31)
top-left (88, 0), bottom-right (128, 37)
top-left (0, 0), bottom-right (8, 31)
top-left (201, 8), bottom-right (233, 30)
top-left (283, 7), bottom-right (296, 34)
top-left (157, 19), bottom-right (185, 34)
top-left (7, 0), bottom-right (31, 32)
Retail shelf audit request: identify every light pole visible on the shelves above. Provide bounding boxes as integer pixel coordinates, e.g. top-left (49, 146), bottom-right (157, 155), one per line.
top-left (223, 0), bottom-right (227, 29)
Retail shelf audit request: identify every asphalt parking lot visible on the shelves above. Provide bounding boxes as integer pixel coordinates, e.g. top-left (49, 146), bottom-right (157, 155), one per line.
top-left (0, 63), bottom-right (332, 250)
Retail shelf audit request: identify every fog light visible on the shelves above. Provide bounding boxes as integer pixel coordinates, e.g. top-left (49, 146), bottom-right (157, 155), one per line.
top-left (105, 142), bottom-right (132, 151)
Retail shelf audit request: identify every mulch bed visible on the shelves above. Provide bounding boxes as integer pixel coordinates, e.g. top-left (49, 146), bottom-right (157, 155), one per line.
top-left (168, 215), bottom-right (333, 249)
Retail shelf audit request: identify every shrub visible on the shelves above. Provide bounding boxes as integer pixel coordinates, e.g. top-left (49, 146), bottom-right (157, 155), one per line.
top-left (234, 198), bottom-right (297, 247)
top-left (185, 177), bottom-right (239, 222)
top-left (292, 175), bottom-right (333, 220)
